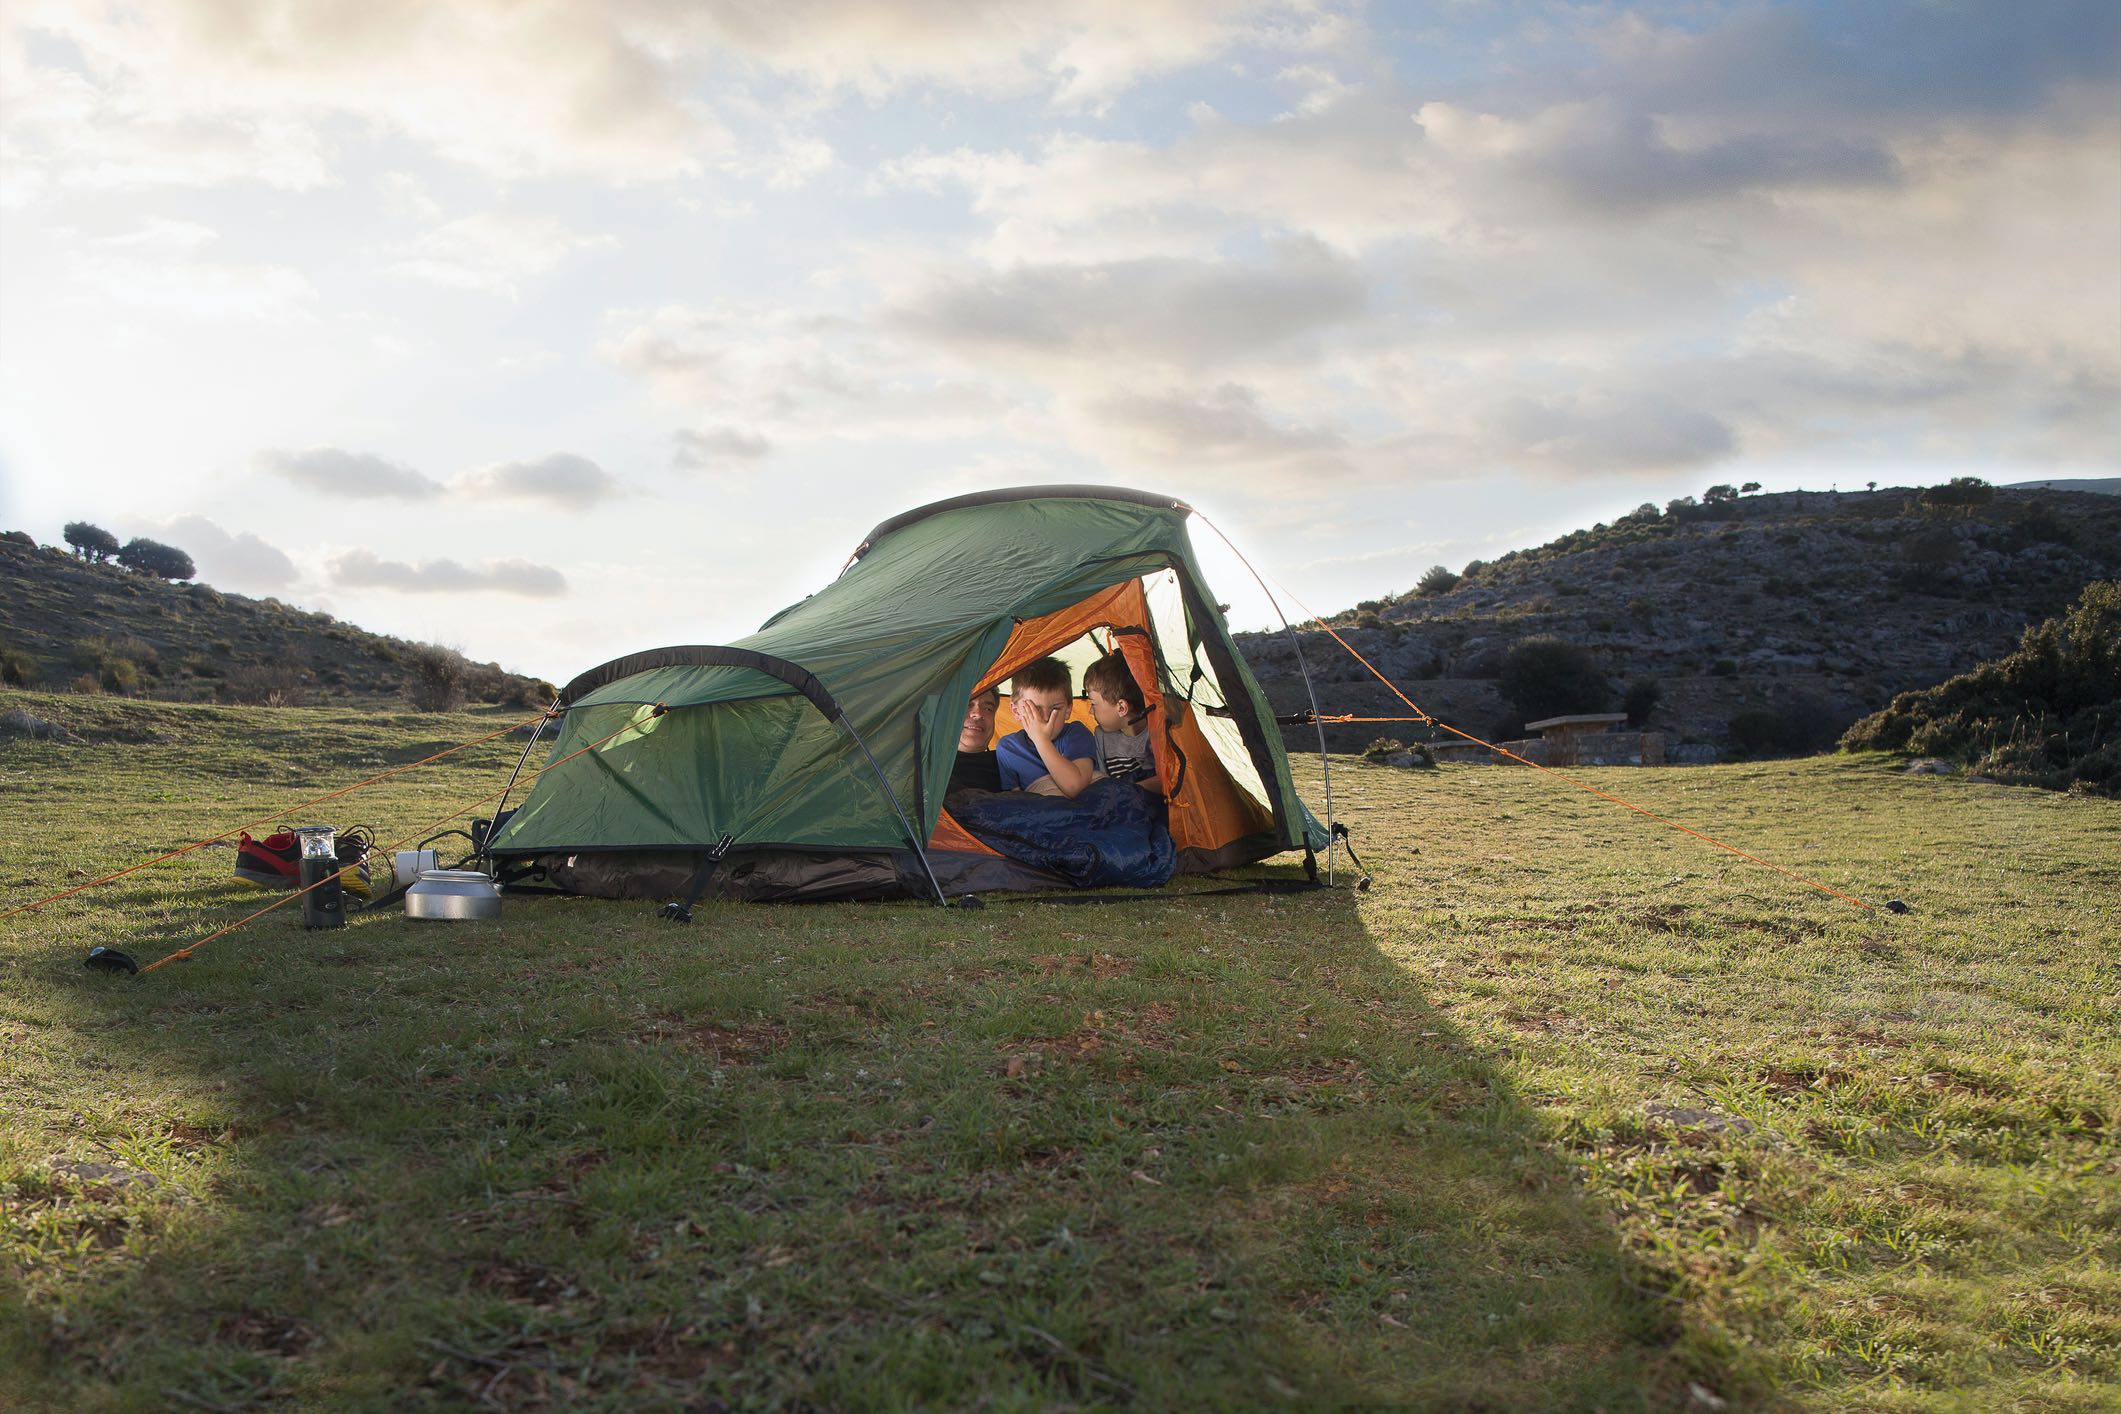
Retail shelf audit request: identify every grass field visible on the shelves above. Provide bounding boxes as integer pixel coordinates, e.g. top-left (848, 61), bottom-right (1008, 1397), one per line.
top-left (2, 690), bottom-right (2115, 1410)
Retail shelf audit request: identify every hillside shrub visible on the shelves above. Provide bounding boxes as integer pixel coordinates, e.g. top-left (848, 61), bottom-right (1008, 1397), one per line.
top-left (1498, 637), bottom-right (1610, 722)
top-left (63, 521), bottom-right (119, 561)
top-left (1, 530), bottom-right (33, 551)
top-left (1417, 565), bottom-right (1461, 597)
top-left (1, 645), bottom-right (32, 686)
top-left (99, 657), bottom-right (140, 693)
top-left (406, 644), bottom-right (469, 711)
top-left (1623, 679), bottom-right (1661, 727)
top-left (1920, 476), bottom-right (1994, 509)
top-left (224, 664), bottom-right (301, 707)
top-left (1841, 580), bottom-right (2120, 795)
top-left (96, 634), bottom-right (159, 673)
top-left (1726, 695), bottom-right (1843, 759)
top-left (117, 537), bottom-right (196, 580)
top-left (72, 635), bottom-right (157, 695)
top-left (1363, 737), bottom-right (1405, 761)
top-left (69, 674), bottom-right (102, 695)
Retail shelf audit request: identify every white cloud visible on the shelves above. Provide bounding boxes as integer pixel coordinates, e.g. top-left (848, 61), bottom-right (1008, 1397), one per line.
top-left (386, 211), bottom-right (616, 297)
top-left (673, 426), bottom-right (772, 472)
top-left (59, 222), bottom-right (316, 322)
top-left (459, 453), bottom-right (620, 509)
top-left (3, 0), bottom-right (724, 187)
top-left (871, 6), bottom-right (2121, 483)
top-left (1083, 384), bottom-right (1348, 471)
top-left (880, 240), bottom-right (1367, 374)
top-left (259, 447), bottom-right (443, 499)
top-left (598, 301), bottom-right (1009, 441)
top-left (326, 548), bottom-right (567, 597)
top-left (679, 0), bottom-right (1330, 106)
top-left (145, 513), bottom-right (296, 589)
top-left (2, 0), bottom-right (1337, 200)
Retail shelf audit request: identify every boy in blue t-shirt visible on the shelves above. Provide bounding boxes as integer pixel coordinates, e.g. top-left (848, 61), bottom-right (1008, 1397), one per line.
top-left (996, 657), bottom-right (1096, 797)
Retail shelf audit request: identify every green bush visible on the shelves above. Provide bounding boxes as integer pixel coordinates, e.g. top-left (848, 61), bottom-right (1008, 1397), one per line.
top-left (1920, 476), bottom-right (1993, 509)
top-left (73, 635), bottom-right (157, 695)
top-left (1842, 580), bottom-right (2120, 795)
top-left (0, 645), bottom-right (32, 686)
top-left (1416, 565), bottom-right (1461, 597)
top-left (1727, 696), bottom-right (1843, 759)
top-left (1623, 679), bottom-right (1662, 727)
top-left (406, 644), bottom-right (469, 712)
top-left (223, 664), bottom-right (301, 707)
top-left (63, 521), bottom-right (119, 561)
top-left (116, 536), bottom-right (195, 580)
top-left (1498, 637), bottom-right (1610, 722)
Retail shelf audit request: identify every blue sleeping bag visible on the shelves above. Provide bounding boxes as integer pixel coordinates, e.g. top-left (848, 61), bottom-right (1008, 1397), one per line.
top-left (946, 778), bottom-right (1175, 889)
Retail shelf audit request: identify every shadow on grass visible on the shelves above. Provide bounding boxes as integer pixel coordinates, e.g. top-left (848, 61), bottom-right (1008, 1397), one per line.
top-left (3, 873), bottom-right (1698, 1409)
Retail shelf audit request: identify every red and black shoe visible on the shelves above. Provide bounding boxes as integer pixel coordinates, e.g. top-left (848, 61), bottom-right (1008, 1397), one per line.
top-left (233, 830), bottom-right (300, 889)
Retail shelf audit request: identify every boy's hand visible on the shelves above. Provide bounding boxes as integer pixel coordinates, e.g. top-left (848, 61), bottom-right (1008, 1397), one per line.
top-left (1019, 699), bottom-right (1062, 743)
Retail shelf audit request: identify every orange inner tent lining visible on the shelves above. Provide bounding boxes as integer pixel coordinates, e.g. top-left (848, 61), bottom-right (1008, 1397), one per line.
top-left (927, 576), bottom-right (1274, 856)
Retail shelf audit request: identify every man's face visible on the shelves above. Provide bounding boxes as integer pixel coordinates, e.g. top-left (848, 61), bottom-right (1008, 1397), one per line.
top-left (1012, 685), bottom-right (1070, 730)
top-left (959, 690), bottom-right (998, 751)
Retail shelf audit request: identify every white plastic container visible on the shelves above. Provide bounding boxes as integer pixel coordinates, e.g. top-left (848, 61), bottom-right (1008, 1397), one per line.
top-left (393, 849), bottom-right (440, 889)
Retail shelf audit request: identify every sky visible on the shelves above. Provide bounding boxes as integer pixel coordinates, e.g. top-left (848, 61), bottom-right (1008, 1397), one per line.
top-left (1, 1), bottom-right (2116, 683)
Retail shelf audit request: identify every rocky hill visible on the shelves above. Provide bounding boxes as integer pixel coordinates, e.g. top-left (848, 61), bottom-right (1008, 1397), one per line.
top-left (1238, 483), bottom-right (2121, 758)
top-left (0, 539), bottom-right (552, 710)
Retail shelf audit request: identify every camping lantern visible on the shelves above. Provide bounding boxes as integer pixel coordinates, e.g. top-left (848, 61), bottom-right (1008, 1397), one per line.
top-left (295, 826), bottom-right (346, 929)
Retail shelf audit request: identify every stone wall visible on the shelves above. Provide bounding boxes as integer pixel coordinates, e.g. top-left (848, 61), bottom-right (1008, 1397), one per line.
top-left (1427, 730), bottom-right (1667, 766)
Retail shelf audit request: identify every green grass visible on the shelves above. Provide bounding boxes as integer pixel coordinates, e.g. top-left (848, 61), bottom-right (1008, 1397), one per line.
top-left (2, 690), bottom-right (2115, 1410)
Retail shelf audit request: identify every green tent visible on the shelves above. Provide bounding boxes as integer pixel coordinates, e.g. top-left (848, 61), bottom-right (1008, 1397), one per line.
top-left (489, 486), bottom-right (1327, 903)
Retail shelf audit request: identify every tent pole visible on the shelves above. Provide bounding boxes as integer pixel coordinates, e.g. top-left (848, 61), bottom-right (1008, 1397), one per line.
top-left (837, 719), bottom-right (952, 907)
top-left (481, 698), bottom-right (561, 861)
top-left (1195, 516), bottom-right (1337, 885)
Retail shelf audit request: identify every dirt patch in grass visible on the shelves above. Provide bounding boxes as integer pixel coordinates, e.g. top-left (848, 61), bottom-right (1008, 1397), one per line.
top-left (1503, 1006), bottom-right (1582, 1035)
top-left (1917, 1065), bottom-right (2014, 1098)
top-left (213, 1308), bottom-right (318, 1356)
top-left (160, 1120), bottom-right (233, 1150)
top-left (1032, 951), bottom-right (1134, 978)
top-left (474, 1259), bottom-right (593, 1311)
top-left (647, 1019), bottom-right (789, 1063)
top-left (1275, 1057), bottom-right (1370, 1091)
top-left (597, 1322), bottom-right (724, 1382)
top-left (1008, 1003), bottom-right (1182, 1073)
top-left (1757, 1063), bottom-right (1858, 1094)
